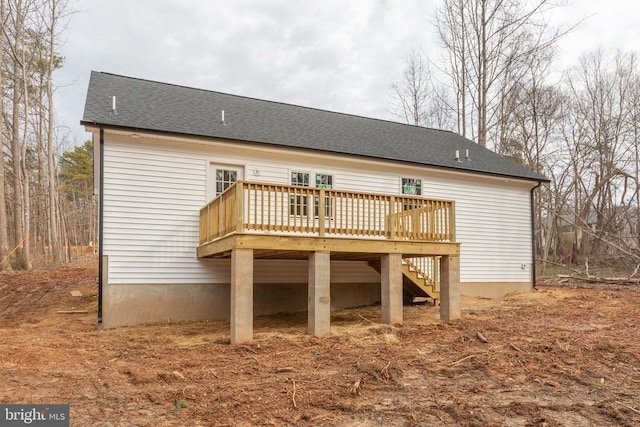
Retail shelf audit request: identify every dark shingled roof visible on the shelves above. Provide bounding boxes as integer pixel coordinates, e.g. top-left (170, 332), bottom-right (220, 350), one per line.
top-left (82, 71), bottom-right (547, 182)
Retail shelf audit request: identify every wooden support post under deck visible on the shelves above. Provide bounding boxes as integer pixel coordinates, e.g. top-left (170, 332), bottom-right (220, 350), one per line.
top-left (308, 251), bottom-right (331, 336)
top-left (230, 248), bottom-right (253, 344)
top-left (440, 255), bottom-right (461, 320)
top-left (381, 253), bottom-right (403, 324)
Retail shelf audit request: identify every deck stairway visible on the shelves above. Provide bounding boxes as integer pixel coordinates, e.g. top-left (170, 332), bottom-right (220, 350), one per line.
top-left (369, 257), bottom-right (440, 304)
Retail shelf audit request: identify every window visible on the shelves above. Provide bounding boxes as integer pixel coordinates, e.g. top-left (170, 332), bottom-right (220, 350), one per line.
top-left (315, 174), bottom-right (333, 217)
top-left (315, 174), bottom-right (333, 189)
top-left (216, 169), bottom-right (238, 196)
top-left (401, 178), bottom-right (422, 211)
top-left (290, 172), bottom-right (310, 216)
top-left (401, 178), bottom-right (422, 196)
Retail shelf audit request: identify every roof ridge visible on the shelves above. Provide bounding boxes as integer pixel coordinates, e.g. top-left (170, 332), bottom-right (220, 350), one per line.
top-left (93, 71), bottom-right (455, 135)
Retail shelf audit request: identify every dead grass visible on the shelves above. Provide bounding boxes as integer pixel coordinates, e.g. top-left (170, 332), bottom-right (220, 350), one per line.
top-left (2, 267), bottom-right (640, 426)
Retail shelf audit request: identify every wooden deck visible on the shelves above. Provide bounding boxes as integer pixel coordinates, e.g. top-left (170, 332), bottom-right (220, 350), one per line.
top-left (197, 181), bottom-right (459, 260)
top-left (196, 181), bottom-right (462, 343)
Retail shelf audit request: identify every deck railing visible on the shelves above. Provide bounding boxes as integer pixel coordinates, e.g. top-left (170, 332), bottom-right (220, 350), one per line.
top-left (199, 181), bottom-right (456, 245)
top-left (404, 256), bottom-right (441, 292)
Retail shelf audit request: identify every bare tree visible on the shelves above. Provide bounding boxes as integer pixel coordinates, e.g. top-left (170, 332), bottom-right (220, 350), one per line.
top-left (387, 1), bottom-right (640, 274)
top-left (43, 0), bottom-right (69, 262)
top-left (555, 50), bottom-right (640, 266)
top-left (1, 0), bottom-right (72, 269)
top-left (627, 66), bottom-right (640, 250)
top-left (435, 0), bottom-right (569, 148)
top-left (7, 0), bottom-right (28, 268)
top-left (390, 49), bottom-right (432, 126)
top-left (435, 0), bottom-right (469, 137)
top-left (0, 0), bottom-right (12, 271)
top-left (391, 49), bottom-right (458, 130)
top-left (426, 81), bottom-right (458, 131)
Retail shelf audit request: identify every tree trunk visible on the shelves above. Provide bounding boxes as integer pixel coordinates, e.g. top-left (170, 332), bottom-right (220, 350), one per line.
top-left (47, 0), bottom-right (60, 263)
top-left (20, 53), bottom-right (32, 271)
top-left (477, 0), bottom-right (487, 147)
top-left (11, 30), bottom-right (24, 268)
top-left (0, 0), bottom-right (12, 271)
top-left (460, 0), bottom-right (467, 138)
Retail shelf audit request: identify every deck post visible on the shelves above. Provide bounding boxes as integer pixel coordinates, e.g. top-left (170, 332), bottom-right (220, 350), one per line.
top-left (388, 197), bottom-right (397, 239)
top-left (318, 189), bottom-right (325, 237)
top-left (308, 251), bottom-right (331, 336)
top-left (230, 248), bottom-right (253, 344)
top-left (381, 253), bottom-right (403, 324)
top-left (449, 201), bottom-right (456, 242)
top-left (440, 255), bottom-right (461, 320)
top-left (235, 181), bottom-right (244, 233)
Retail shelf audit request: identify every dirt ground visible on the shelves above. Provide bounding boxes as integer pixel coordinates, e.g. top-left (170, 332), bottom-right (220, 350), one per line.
top-left (2, 267), bottom-right (640, 426)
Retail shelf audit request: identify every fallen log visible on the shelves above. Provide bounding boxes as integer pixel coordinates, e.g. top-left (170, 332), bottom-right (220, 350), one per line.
top-left (556, 274), bottom-right (640, 286)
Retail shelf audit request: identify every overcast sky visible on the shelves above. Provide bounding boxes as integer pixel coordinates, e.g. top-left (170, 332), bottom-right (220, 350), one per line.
top-left (53, 0), bottom-right (640, 147)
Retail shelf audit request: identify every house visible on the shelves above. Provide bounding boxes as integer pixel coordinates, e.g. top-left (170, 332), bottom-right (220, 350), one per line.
top-left (81, 71), bottom-right (547, 343)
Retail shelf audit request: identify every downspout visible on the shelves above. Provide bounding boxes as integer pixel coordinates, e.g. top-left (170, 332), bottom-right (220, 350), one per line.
top-left (530, 181), bottom-right (542, 290)
top-left (97, 128), bottom-right (104, 323)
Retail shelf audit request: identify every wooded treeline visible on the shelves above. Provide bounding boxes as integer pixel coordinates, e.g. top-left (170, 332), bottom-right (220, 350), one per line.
top-left (0, 0), bottom-right (93, 271)
top-left (392, 0), bottom-right (640, 274)
top-left (2, 0), bottom-right (637, 275)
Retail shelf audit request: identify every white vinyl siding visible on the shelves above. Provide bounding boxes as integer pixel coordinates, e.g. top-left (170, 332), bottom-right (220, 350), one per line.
top-left (421, 175), bottom-right (531, 282)
top-left (103, 141), bottom-right (213, 284)
top-left (102, 134), bottom-right (533, 285)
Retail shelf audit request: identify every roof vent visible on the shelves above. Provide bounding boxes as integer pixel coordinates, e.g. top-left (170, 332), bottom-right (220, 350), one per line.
top-left (454, 150), bottom-right (461, 162)
top-left (221, 109), bottom-right (226, 126)
top-left (111, 96), bottom-right (117, 115)
top-left (465, 149), bottom-right (471, 161)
